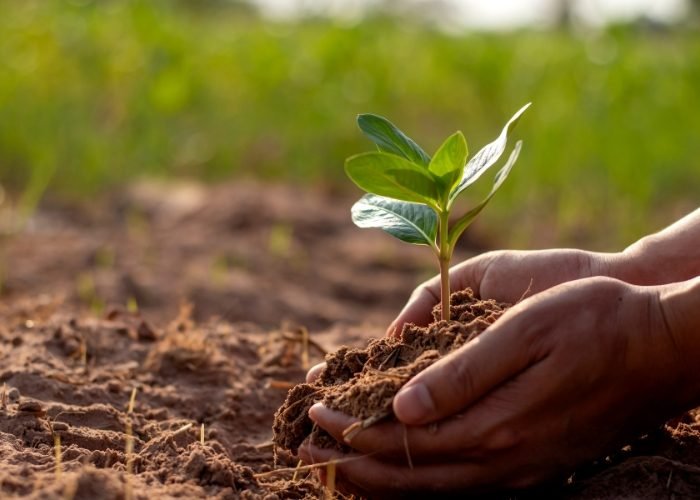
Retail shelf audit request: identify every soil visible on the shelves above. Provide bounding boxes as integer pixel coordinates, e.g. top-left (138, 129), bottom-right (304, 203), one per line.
top-left (1, 180), bottom-right (700, 498)
top-left (273, 289), bottom-right (508, 455)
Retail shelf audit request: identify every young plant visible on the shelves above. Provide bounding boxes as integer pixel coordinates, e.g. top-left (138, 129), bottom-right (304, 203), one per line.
top-left (345, 103), bottom-right (530, 322)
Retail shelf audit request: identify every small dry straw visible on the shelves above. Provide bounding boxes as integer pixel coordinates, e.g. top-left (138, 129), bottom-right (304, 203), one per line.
top-left (125, 387), bottom-right (137, 500)
top-left (173, 423), bottom-right (193, 436)
top-left (54, 434), bottom-right (62, 481)
top-left (325, 461), bottom-right (337, 499)
top-left (342, 411), bottom-right (390, 444)
top-left (127, 387), bottom-right (137, 414)
top-left (200, 423), bottom-right (205, 445)
top-left (292, 460), bottom-right (304, 481)
top-left (255, 453), bottom-right (375, 480)
top-left (125, 423), bottom-right (134, 473)
top-left (125, 422), bottom-right (134, 500)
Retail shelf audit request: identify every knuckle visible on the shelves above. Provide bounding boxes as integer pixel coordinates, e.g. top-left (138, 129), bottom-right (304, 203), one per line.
top-left (484, 426), bottom-right (520, 452)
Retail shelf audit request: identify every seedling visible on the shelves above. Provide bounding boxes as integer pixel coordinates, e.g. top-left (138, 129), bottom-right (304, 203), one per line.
top-left (346, 104), bottom-right (530, 321)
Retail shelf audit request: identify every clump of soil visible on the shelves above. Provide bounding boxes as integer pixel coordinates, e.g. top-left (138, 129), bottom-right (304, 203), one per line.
top-left (273, 288), bottom-right (508, 454)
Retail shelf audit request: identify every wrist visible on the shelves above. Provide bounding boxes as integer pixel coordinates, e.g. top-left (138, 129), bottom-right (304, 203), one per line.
top-left (658, 277), bottom-right (700, 409)
top-left (586, 250), bottom-right (633, 283)
top-left (614, 227), bottom-right (700, 286)
top-left (603, 236), bottom-right (663, 286)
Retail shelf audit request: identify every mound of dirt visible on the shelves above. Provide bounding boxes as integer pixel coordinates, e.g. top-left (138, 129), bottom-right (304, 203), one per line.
top-left (273, 289), bottom-right (507, 454)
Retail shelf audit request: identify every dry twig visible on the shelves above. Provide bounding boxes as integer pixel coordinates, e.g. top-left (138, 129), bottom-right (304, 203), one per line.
top-left (254, 454), bottom-right (375, 480)
top-left (342, 411), bottom-right (391, 444)
top-left (54, 434), bottom-right (62, 481)
top-left (326, 461), bottom-right (336, 499)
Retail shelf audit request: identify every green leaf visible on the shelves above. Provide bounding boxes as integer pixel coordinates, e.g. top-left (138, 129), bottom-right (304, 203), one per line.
top-left (448, 141), bottom-right (523, 248)
top-left (351, 194), bottom-right (438, 247)
top-left (345, 151), bottom-right (440, 207)
top-left (429, 131), bottom-right (468, 199)
top-left (357, 114), bottom-right (431, 166)
top-left (449, 103), bottom-right (530, 206)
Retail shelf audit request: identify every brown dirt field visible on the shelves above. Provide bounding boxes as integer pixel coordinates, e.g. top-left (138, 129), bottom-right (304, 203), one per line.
top-left (1, 181), bottom-right (700, 499)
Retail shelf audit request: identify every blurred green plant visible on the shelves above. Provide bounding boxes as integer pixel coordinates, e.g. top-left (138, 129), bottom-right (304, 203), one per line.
top-left (346, 105), bottom-right (528, 320)
top-left (0, 1), bottom-right (698, 248)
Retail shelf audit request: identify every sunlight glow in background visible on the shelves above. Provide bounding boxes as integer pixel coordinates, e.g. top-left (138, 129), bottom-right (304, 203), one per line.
top-left (252, 0), bottom-right (690, 29)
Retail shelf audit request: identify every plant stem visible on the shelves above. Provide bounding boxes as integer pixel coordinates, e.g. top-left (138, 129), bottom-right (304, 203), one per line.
top-left (438, 212), bottom-right (451, 321)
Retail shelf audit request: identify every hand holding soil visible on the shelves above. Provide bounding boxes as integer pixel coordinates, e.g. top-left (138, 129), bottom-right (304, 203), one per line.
top-left (387, 248), bottom-right (618, 336)
top-left (389, 206), bottom-right (700, 337)
top-left (290, 208), bottom-right (700, 495)
top-left (306, 248), bottom-right (621, 380)
top-left (302, 276), bottom-right (700, 494)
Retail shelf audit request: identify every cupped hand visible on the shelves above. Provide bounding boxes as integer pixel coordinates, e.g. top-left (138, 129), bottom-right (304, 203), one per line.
top-left (388, 248), bottom-right (619, 337)
top-left (306, 249), bottom-right (618, 383)
top-left (300, 277), bottom-right (691, 494)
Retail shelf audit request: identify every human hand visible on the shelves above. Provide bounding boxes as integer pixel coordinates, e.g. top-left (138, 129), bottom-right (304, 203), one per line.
top-left (387, 248), bottom-right (620, 337)
top-left (305, 248), bottom-right (618, 382)
top-left (300, 277), bottom-right (694, 495)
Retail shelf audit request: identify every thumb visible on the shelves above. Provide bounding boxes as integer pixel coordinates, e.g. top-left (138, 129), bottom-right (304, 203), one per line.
top-left (386, 282), bottom-right (440, 337)
top-left (392, 311), bottom-right (536, 425)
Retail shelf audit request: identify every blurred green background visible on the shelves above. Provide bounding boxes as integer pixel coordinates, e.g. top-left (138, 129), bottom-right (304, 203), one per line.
top-left (1, 0), bottom-right (699, 249)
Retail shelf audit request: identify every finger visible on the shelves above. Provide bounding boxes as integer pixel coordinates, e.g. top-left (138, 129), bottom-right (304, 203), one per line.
top-left (386, 281), bottom-right (440, 337)
top-left (393, 305), bottom-right (546, 425)
top-left (299, 443), bottom-right (504, 493)
top-left (306, 362), bottom-right (326, 383)
top-left (309, 402), bottom-right (519, 462)
top-left (308, 403), bottom-right (360, 443)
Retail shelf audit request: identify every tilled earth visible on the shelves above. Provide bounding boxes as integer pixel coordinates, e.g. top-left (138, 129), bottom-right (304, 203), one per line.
top-left (1, 181), bottom-right (699, 499)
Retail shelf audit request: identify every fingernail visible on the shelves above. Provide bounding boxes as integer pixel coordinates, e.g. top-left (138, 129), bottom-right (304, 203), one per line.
top-left (393, 383), bottom-right (435, 423)
top-left (308, 402), bottom-right (323, 422)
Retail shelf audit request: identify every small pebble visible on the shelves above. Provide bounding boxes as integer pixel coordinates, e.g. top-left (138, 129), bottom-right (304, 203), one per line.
top-left (106, 381), bottom-right (122, 393)
top-left (137, 321), bottom-right (158, 341)
top-left (18, 400), bottom-right (45, 415)
top-left (7, 387), bottom-right (20, 402)
top-left (105, 308), bottom-right (121, 321)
